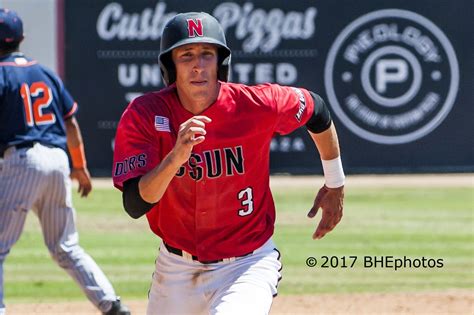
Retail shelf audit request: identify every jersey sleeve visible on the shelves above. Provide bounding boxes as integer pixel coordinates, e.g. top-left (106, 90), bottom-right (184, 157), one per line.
top-left (112, 101), bottom-right (161, 191)
top-left (61, 88), bottom-right (78, 119)
top-left (271, 84), bottom-right (315, 135)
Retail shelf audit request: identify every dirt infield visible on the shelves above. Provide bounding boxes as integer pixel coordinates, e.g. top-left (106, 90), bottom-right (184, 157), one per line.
top-left (7, 290), bottom-right (473, 314)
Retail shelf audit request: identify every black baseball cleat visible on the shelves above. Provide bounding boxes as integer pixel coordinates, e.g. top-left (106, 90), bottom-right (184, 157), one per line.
top-left (103, 298), bottom-right (131, 315)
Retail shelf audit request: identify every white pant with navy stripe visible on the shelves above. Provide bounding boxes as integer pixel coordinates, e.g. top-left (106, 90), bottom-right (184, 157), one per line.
top-left (0, 143), bottom-right (116, 314)
top-left (147, 238), bottom-right (282, 315)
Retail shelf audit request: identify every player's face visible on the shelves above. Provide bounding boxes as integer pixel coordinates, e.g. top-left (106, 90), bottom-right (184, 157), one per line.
top-left (172, 43), bottom-right (219, 111)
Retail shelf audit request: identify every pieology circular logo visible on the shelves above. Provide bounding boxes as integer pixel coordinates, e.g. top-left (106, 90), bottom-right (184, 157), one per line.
top-left (324, 9), bottom-right (459, 144)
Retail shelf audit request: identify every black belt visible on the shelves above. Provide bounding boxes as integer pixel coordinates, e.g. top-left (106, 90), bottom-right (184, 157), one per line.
top-left (163, 242), bottom-right (253, 264)
top-left (0, 142), bottom-right (35, 158)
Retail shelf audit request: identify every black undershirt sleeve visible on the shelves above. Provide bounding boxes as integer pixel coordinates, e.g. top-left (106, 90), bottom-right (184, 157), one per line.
top-left (122, 176), bottom-right (156, 219)
top-left (305, 91), bottom-right (332, 134)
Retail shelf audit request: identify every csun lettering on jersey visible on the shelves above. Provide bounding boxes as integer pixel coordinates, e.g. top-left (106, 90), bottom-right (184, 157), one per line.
top-left (176, 146), bottom-right (244, 181)
top-left (114, 146), bottom-right (245, 180)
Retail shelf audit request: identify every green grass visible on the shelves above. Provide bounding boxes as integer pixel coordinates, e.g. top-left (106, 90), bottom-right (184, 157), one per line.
top-left (3, 185), bottom-right (473, 303)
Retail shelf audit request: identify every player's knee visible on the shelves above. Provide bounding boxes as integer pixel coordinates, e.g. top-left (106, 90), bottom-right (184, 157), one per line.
top-left (50, 249), bottom-right (71, 268)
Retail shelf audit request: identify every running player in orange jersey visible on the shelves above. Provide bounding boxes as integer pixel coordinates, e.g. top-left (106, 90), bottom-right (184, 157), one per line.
top-left (113, 12), bottom-right (344, 315)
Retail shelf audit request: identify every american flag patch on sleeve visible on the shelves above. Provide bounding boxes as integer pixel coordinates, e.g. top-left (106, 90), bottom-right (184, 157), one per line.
top-left (154, 116), bottom-right (170, 132)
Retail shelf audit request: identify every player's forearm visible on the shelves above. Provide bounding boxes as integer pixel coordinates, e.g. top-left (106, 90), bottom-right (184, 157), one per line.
top-left (65, 117), bottom-right (84, 148)
top-left (308, 123), bottom-right (345, 188)
top-left (138, 152), bottom-right (182, 203)
top-left (65, 117), bottom-right (88, 169)
top-left (308, 122), bottom-right (340, 160)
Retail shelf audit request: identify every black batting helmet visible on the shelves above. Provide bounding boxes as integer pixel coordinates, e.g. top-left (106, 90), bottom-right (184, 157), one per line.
top-left (159, 12), bottom-right (231, 86)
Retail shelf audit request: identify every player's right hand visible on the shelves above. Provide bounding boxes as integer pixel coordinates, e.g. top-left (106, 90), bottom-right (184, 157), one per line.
top-left (70, 167), bottom-right (93, 197)
top-left (170, 115), bottom-right (212, 166)
top-left (307, 185), bottom-right (344, 239)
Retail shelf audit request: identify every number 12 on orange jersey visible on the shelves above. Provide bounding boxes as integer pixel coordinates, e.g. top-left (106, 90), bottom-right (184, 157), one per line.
top-left (20, 81), bottom-right (56, 126)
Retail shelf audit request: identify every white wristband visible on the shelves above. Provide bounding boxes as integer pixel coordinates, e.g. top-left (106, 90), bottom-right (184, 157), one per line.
top-left (321, 156), bottom-right (345, 188)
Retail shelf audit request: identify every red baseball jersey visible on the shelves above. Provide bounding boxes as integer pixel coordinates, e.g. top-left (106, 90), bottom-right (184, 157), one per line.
top-left (113, 82), bottom-right (315, 261)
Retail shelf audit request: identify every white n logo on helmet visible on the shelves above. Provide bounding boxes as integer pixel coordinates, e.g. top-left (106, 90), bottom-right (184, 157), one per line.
top-left (187, 19), bottom-right (203, 37)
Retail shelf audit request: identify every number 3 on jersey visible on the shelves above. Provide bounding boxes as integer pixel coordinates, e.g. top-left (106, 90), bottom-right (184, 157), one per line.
top-left (238, 187), bottom-right (254, 217)
top-left (20, 81), bottom-right (56, 126)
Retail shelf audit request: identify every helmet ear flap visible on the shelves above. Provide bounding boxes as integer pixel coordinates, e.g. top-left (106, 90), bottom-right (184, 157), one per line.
top-left (159, 53), bottom-right (176, 86)
top-left (218, 52), bottom-right (231, 82)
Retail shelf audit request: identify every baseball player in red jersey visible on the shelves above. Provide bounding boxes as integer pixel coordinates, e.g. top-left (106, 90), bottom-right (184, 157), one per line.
top-left (113, 12), bottom-right (345, 315)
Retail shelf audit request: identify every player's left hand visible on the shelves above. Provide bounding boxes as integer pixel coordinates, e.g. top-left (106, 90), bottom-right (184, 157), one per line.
top-left (307, 185), bottom-right (344, 239)
top-left (70, 168), bottom-right (92, 198)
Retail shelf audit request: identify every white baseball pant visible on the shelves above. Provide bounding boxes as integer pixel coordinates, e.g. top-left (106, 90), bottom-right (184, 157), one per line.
top-left (0, 143), bottom-right (117, 314)
top-left (147, 238), bottom-right (282, 315)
